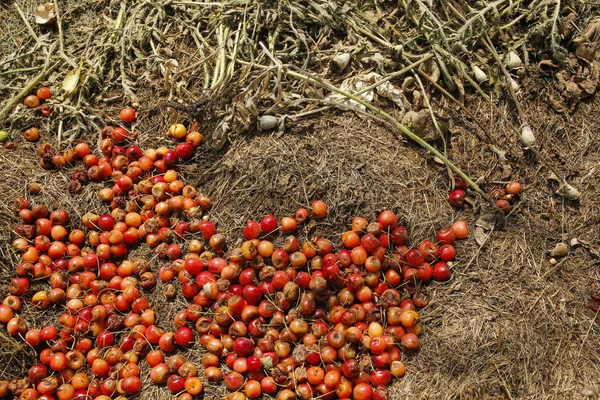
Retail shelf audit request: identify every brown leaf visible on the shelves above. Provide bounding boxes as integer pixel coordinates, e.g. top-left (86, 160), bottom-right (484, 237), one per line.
top-left (473, 227), bottom-right (488, 247)
top-left (576, 78), bottom-right (598, 95)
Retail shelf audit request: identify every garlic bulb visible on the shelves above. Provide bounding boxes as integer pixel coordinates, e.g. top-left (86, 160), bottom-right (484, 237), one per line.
top-left (509, 77), bottom-right (520, 92)
top-left (472, 65), bottom-right (488, 83)
top-left (505, 51), bottom-right (523, 69)
top-left (332, 53), bottom-right (351, 71)
top-left (258, 115), bottom-right (278, 131)
top-left (520, 125), bottom-right (535, 146)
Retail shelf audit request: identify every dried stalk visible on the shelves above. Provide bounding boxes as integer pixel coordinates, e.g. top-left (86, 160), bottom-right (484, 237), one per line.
top-left (354, 53), bottom-right (434, 96)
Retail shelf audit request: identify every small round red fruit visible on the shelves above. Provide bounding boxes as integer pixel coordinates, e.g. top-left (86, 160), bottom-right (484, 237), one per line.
top-left (37, 87), bottom-right (52, 100)
top-left (451, 220), bottom-right (469, 239)
top-left (405, 249), bottom-right (424, 267)
top-left (176, 143), bottom-right (194, 160)
top-left (433, 261), bottom-right (451, 281)
top-left (119, 108), bottom-right (136, 123)
top-left (436, 227), bottom-right (455, 245)
top-left (260, 215), bottom-right (278, 234)
top-left (353, 382), bottom-right (373, 400)
top-left (439, 244), bottom-right (455, 261)
top-left (175, 327), bottom-right (194, 347)
top-left (311, 200), bottom-right (327, 219)
top-left (496, 199), bottom-right (510, 215)
top-left (449, 189), bottom-right (466, 208)
top-left (243, 220), bottom-right (261, 239)
top-left (506, 181), bottom-right (522, 195)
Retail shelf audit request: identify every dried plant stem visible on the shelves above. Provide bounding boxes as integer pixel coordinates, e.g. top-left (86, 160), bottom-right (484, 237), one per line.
top-left (483, 36), bottom-right (525, 122)
top-left (211, 25), bottom-right (230, 89)
top-left (190, 27), bottom-right (211, 89)
top-left (227, 24), bottom-right (242, 80)
top-left (234, 58), bottom-right (489, 201)
top-left (14, 4), bottom-right (39, 43)
top-left (414, 72), bottom-right (455, 186)
top-left (455, 0), bottom-right (507, 38)
top-left (0, 62), bottom-right (60, 121)
top-left (0, 66), bottom-right (44, 76)
top-left (354, 53), bottom-right (434, 96)
top-left (282, 54), bottom-right (435, 122)
top-left (347, 19), bottom-right (394, 49)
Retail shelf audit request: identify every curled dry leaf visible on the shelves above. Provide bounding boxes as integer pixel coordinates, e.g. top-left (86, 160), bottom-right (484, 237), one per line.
top-left (164, 59), bottom-right (179, 74)
top-left (420, 58), bottom-right (440, 83)
top-left (562, 12), bottom-right (580, 40)
top-left (473, 227), bottom-right (489, 247)
top-left (560, 183), bottom-right (581, 200)
top-left (211, 114), bottom-right (232, 151)
top-left (490, 145), bottom-right (512, 179)
top-left (573, 18), bottom-right (600, 62)
top-left (34, 3), bottom-right (56, 25)
top-left (547, 173), bottom-right (581, 200)
top-left (401, 110), bottom-right (449, 142)
top-left (475, 212), bottom-right (496, 231)
top-left (62, 63), bottom-right (83, 95)
top-left (330, 72), bottom-right (404, 111)
top-left (402, 77), bottom-right (416, 93)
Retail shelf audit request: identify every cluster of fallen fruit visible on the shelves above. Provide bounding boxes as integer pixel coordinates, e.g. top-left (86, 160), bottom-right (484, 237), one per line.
top-left (0, 109), bottom-right (470, 400)
top-left (448, 177), bottom-right (522, 214)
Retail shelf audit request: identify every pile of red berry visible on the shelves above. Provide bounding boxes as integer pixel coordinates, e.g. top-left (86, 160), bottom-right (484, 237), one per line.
top-left (0, 107), bottom-right (470, 400)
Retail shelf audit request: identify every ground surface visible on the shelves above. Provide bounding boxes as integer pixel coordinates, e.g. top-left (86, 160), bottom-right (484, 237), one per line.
top-left (1, 1), bottom-right (600, 399)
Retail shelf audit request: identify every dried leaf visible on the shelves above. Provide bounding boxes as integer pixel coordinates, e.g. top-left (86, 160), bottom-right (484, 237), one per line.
top-left (560, 183), bottom-right (581, 200)
top-left (573, 17), bottom-right (600, 44)
top-left (490, 145), bottom-right (512, 178)
top-left (473, 227), bottom-right (488, 247)
top-left (211, 114), bottom-right (232, 151)
top-left (576, 78), bottom-right (597, 96)
top-left (574, 18), bottom-right (600, 61)
top-left (62, 63), bottom-right (83, 95)
top-left (548, 95), bottom-right (569, 113)
top-left (401, 110), bottom-right (448, 142)
top-left (475, 212), bottom-right (496, 231)
top-left (562, 12), bottom-right (579, 39)
top-left (538, 60), bottom-right (558, 69)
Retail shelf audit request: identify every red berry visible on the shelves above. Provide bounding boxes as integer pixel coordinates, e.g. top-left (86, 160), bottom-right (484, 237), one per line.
top-left (433, 261), bottom-right (451, 281)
